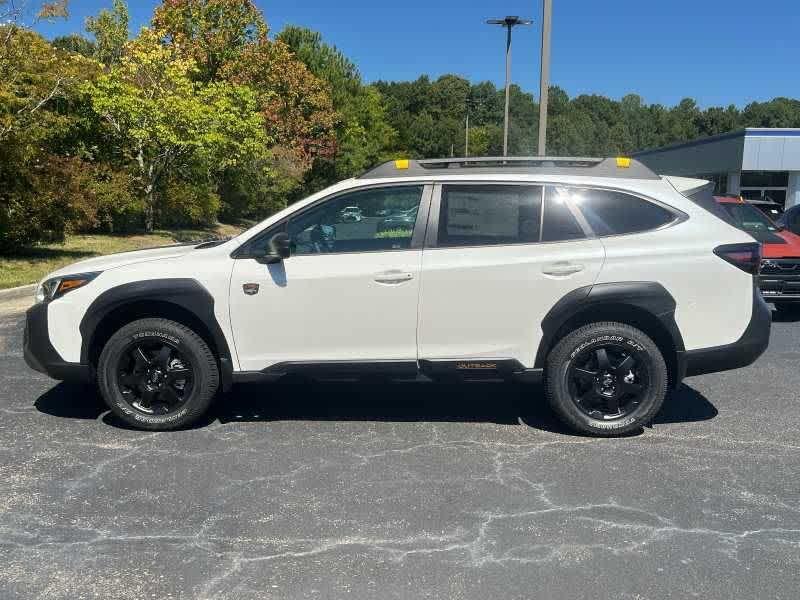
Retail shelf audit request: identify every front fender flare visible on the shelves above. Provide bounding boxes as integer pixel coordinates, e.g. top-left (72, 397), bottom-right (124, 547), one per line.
top-left (79, 278), bottom-right (234, 391)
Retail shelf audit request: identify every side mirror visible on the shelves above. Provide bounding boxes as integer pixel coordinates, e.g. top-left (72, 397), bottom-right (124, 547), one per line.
top-left (255, 232), bottom-right (291, 264)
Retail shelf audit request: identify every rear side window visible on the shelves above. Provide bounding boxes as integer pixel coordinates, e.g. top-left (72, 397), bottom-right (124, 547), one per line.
top-left (571, 188), bottom-right (676, 236)
top-left (438, 185), bottom-right (543, 247)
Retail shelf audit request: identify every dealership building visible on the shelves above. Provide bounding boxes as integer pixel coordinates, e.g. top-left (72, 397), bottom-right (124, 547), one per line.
top-left (633, 128), bottom-right (800, 208)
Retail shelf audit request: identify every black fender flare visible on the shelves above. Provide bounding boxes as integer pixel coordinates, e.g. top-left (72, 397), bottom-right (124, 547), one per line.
top-left (79, 279), bottom-right (234, 391)
top-left (534, 281), bottom-right (686, 373)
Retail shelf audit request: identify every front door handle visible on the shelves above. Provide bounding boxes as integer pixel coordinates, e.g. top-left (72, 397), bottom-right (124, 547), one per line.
top-left (542, 262), bottom-right (585, 276)
top-left (374, 270), bottom-right (414, 285)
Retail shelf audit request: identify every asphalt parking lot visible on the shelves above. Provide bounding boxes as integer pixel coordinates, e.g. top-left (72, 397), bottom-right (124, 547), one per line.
top-left (1, 298), bottom-right (799, 600)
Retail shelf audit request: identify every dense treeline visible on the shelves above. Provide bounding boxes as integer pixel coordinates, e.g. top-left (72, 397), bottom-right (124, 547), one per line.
top-left (3, 0), bottom-right (800, 252)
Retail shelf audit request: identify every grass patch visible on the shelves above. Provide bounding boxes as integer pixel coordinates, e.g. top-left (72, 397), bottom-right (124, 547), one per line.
top-left (0, 223), bottom-right (244, 290)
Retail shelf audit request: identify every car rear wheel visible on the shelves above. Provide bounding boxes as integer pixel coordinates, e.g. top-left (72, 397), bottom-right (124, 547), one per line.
top-left (97, 318), bottom-right (219, 430)
top-left (545, 322), bottom-right (668, 437)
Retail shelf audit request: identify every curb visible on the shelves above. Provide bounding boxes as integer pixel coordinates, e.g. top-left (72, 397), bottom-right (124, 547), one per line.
top-left (0, 284), bottom-right (35, 302)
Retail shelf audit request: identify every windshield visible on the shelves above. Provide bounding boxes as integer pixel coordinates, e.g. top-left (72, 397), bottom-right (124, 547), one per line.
top-left (720, 202), bottom-right (780, 233)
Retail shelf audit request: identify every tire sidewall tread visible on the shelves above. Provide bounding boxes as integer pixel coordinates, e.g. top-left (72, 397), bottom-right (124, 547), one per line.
top-left (97, 318), bottom-right (219, 431)
top-left (545, 321), bottom-right (668, 437)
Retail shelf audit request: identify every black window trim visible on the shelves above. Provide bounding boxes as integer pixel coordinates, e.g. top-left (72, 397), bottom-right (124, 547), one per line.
top-left (231, 182), bottom-right (433, 259)
top-left (427, 181), bottom-right (595, 250)
top-left (549, 183), bottom-right (688, 240)
top-left (426, 181), bottom-right (687, 250)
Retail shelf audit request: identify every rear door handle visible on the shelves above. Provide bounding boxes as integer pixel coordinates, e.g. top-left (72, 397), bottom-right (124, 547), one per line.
top-left (374, 270), bottom-right (414, 285)
top-left (542, 262), bottom-right (585, 276)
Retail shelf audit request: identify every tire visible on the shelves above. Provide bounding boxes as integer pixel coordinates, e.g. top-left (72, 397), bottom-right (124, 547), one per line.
top-left (97, 318), bottom-right (219, 431)
top-left (545, 322), bottom-right (668, 437)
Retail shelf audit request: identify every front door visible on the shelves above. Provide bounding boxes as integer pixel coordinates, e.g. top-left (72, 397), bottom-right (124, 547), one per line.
top-left (418, 184), bottom-right (605, 368)
top-left (229, 185), bottom-right (430, 372)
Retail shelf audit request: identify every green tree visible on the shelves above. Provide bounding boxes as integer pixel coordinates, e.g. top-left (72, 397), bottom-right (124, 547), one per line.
top-left (278, 25), bottom-right (397, 182)
top-left (85, 0), bottom-right (129, 68)
top-left (0, 28), bottom-right (99, 250)
top-left (51, 33), bottom-right (96, 57)
top-left (85, 28), bottom-right (268, 231)
top-left (152, 0), bottom-right (266, 83)
top-left (740, 98), bottom-right (800, 128)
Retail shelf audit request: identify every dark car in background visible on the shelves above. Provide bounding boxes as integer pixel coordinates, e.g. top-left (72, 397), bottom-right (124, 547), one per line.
top-left (777, 203), bottom-right (800, 237)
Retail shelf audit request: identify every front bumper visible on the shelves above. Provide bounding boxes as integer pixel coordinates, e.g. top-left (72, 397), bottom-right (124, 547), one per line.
top-left (758, 260), bottom-right (800, 301)
top-left (24, 302), bottom-right (91, 382)
top-left (678, 285), bottom-right (771, 379)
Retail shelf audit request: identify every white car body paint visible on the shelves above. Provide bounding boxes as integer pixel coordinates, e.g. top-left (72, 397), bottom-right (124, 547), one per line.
top-left (37, 169), bottom-right (757, 372)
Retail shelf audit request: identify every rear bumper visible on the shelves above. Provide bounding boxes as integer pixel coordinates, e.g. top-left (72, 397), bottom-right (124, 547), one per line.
top-left (678, 285), bottom-right (771, 379)
top-left (24, 303), bottom-right (92, 383)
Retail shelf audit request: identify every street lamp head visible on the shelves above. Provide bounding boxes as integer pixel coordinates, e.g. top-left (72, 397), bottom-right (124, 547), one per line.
top-left (486, 16), bottom-right (533, 27)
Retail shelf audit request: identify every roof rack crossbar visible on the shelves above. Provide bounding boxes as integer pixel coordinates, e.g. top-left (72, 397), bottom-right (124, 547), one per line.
top-left (417, 156), bottom-right (603, 169)
top-left (358, 156), bottom-right (659, 180)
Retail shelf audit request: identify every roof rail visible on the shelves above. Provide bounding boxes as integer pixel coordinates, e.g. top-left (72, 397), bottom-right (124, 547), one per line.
top-left (359, 156), bottom-right (659, 180)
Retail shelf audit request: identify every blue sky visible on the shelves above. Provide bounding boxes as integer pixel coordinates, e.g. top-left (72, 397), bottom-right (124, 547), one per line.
top-left (33, 0), bottom-right (800, 108)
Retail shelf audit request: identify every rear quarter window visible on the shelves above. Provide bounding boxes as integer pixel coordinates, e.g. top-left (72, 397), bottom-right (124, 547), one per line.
top-left (570, 188), bottom-right (676, 236)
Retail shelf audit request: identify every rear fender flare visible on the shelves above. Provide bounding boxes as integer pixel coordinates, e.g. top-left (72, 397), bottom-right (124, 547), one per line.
top-left (534, 281), bottom-right (685, 371)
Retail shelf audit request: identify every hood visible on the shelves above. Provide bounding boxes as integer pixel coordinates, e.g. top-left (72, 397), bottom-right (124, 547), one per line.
top-left (44, 243), bottom-right (198, 280)
top-left (762, 229), bottom-right (800, 259)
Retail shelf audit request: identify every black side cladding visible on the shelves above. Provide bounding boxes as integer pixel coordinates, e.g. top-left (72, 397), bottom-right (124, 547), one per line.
top-left (24, 302), bottom-right (92, 382)
top-left (534, 281), bottom-right (685, 371)
top-left (79, 279), bottom-right (234, 390)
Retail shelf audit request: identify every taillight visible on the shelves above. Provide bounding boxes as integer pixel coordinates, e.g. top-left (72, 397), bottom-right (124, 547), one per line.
top-left (714, 243), bottom-right (762, 275)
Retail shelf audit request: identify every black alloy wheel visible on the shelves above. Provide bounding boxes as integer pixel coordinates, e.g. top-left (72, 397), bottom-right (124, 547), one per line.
top-left (116, 340), bottom-right (194, 416)
top-left (545, 321), bottom-right (668, 437)
top-left (567, 343), bottom-right (648, 420)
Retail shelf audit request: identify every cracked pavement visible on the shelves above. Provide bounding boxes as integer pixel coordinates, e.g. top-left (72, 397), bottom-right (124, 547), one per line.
top-left (1, 302), bottom-right (799, 599)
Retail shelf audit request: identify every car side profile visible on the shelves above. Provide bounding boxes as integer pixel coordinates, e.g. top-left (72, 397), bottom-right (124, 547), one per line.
top-left (24, 157), bottom-right (771, 436)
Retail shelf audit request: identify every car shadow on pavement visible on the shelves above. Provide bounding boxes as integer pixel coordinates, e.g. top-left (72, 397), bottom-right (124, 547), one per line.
top-left (34, 379), bottom-right (718, 435)
top-left (213, 379), bottom-right (718, 436)
top-left (35, 383), bottom-right (107, 420)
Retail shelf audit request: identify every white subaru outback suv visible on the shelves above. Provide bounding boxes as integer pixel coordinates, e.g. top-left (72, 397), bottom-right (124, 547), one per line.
top-left (24, 157), bottom-right (771, 436)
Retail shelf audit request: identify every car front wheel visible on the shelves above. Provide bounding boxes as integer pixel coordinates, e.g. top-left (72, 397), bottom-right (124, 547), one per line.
top-left (545, 322), bottom-right (668, 437)
top-left (97, 318), bottom-right (219, 430)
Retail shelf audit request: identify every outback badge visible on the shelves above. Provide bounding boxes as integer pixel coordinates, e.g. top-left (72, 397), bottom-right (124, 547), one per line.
top-left (243, 283), bottom-right (260, 296)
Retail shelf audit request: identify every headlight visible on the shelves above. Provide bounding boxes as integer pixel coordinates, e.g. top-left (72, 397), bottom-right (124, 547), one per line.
top-left (34, 272), bottom-right (101, 304)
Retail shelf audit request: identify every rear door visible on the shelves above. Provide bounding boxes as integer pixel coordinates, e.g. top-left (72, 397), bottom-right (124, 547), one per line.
top-left (417, 183), bottom-right (605, 369)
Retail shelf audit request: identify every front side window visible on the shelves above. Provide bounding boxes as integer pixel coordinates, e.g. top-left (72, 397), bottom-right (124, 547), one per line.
top-left (285, 186), bottom-right (423, 255)
top-left (568, 188), bottom-right (676, 236)
top-left (437, 185), bottom-right (543, 247)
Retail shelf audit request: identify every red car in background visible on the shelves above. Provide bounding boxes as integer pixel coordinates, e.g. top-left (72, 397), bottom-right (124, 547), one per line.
top-left (715, 195), bottom-right (800, 313)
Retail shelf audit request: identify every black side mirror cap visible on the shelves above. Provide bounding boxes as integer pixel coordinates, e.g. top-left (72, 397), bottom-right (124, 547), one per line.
top-left (254, 232), bottom-right (291, 264)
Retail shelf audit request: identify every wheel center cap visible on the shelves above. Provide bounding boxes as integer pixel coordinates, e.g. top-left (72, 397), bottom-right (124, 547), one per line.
top-left (149, 369), bottom-right (163, 386)
top-left (596, 372), bottom-right (618, 397)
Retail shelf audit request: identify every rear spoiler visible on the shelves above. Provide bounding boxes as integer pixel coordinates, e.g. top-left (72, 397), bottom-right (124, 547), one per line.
top-left (665, 176), bottom-right (735, 225)
top-left (664, 176), bottom-right (714, 196)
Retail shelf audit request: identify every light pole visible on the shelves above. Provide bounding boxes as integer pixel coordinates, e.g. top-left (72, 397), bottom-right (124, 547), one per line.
top-left (487, 16), bottom-right (532, 157)
top-left (537, 0), bottom-right (553, 156)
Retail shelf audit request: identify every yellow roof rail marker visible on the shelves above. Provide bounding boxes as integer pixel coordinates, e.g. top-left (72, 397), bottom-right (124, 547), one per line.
top-left (616, 157), bottom-right (632, 168)
top-left (395, 159), bottom-right (410, 170)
